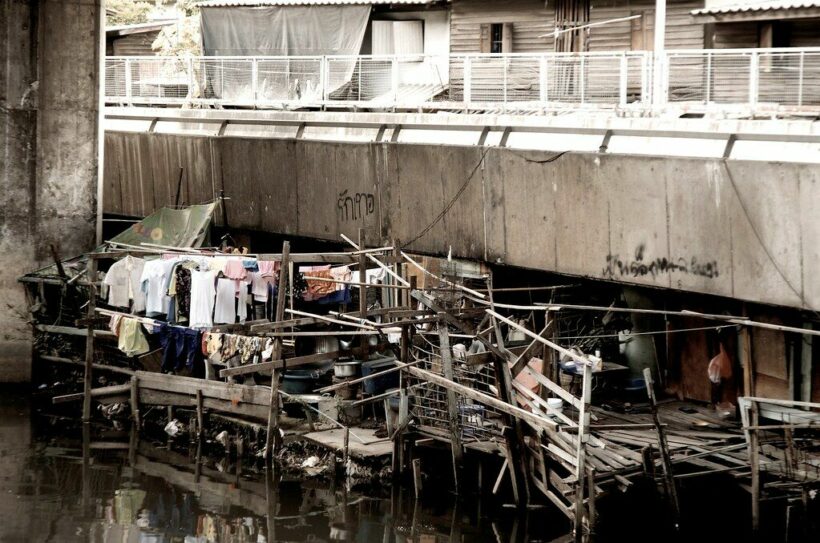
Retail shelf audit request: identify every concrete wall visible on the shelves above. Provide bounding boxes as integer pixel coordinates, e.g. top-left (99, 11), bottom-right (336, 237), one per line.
top-left (103, 131), bottom-right (820, 312)
top-left (0, 0), bottom-right (101, 382)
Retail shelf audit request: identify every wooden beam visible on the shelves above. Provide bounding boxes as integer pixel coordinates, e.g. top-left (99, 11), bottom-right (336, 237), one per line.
top-left (82, 258), bottom-right (97, 422)
top-left (221, 342), bottom-right (391, 378)
top-left (52, 383), bottom-right (133, 404)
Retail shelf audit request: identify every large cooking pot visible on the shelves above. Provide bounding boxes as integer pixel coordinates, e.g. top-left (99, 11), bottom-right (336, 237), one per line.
top-left (334, 359), bottom-right (361, 378)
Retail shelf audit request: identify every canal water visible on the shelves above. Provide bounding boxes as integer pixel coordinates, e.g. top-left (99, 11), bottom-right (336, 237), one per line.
top-left (0, 390), bottom-right (571, 542)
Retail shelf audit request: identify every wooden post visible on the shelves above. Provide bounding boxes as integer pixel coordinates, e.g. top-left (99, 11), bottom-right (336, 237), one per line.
top-left (643, 367), bottom-right (680, 530)
top-left (587, 467), bottom-right (597, 535)
top-left (82, 257), bottom-right (97, 422)
top-left (392, 238), bottom-right (403, 311)
top-left (574, 362), bottom-right (592, 542)
top-left (393, 323), bottom-right (411, 480)
top-left (739, 325), bottom-right (759, 534)
top-left (438, 319), bottom-right (464, 493)
top-left (749, 399), bottom-right (761, 535)
top-left (196, 389), bottom-right (204, 439)
top-left (130, 376), bottom-right (140, 427)
top-left (343, 426), bottom-right (350, 467)
top-left (486, 275), bottom-right (529, 506)
top-left (265, 465), bottom-right (278, 543)
top-left (412, 458), bottom-right (423, 498)
top-left (236, 434), bottom-right (244, 483)
top-left (358, 229), bottom-right (369, 357)
top-left (266, 240), bottom-right (290, 463)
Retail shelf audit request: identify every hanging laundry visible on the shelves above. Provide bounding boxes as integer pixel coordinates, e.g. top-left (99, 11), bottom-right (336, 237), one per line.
top-left (258, 260), bottom-right (277, 278)
top-left (316, 286), bottom-right (352, 305)
top-left (116, 317), bottom-right (151, 357)
top-left (330, 265), bottom-right (352, 291)
top-left (140, 258), bottom-right (177, 316)
top-left (236, 280), bottom-right (250, 323)
top-left (157, 324), bottom-right (203, 373)
top-left (249, 271), bottom-right (273, 302)
top-left (214, 278), bottom-right (238, 324)
top-left (300, 265), bottom-right (334, 301)
top-left (203, 332), bottom-right (224, 363)
top-left (223, 258), bottom-right (248, 281)
top-left (103, 255), bottom-right (146, 312)
top-left (189, 270), bottom-right (217, 328)
top-left (351, 267), bottom-right (386, 285)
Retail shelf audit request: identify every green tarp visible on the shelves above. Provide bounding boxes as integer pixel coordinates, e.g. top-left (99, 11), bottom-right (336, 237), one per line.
top-left (109, 203), bottom-right (216, 249)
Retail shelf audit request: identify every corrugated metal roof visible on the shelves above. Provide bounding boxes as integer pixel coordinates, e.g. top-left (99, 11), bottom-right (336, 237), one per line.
top-left (691, 0), bottom-right (820, 16)
top-left (197, 0), bottom-right (439, 7)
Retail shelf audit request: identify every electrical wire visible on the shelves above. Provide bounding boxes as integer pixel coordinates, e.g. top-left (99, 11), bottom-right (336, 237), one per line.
top-left (722, 160), bottom-right (817, 316)
top-left (403, 147), bottom-right (491, 247)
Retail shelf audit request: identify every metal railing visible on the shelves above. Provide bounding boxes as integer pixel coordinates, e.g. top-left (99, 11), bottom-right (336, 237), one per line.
top-left (104, 48), bottom-right (820, 114)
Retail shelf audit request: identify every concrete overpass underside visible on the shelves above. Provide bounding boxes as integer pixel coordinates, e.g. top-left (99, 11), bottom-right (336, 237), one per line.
top-left (103, 128), bottom-right (819, 313)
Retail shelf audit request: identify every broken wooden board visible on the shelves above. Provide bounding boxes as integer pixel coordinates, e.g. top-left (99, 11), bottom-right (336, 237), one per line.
top-left (302, 427), bottom-right (393, 459)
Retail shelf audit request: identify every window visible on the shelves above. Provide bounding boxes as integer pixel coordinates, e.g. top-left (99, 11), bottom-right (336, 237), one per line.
top-left (372, 20), bottom-right (424, 56)
top-left (630, 11), bottom-right (654, 51)
top-left (480, 23), bottom-right (513, 53)
top-left (491, 23), bottom-right (504, 53)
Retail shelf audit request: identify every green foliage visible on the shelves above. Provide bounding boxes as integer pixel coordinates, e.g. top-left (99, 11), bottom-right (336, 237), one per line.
top-left (106, 0), bottom-right (154, 26)
top-left (152, 14), bottom-right (202, 57)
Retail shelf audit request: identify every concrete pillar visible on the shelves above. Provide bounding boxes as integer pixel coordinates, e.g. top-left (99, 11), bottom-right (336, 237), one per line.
top-left (0, 0), bottom-right (102, 382)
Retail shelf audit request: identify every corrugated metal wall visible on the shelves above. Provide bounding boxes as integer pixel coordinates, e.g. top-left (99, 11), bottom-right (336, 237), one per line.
top-left (111, 31), bottom-right (161, 57)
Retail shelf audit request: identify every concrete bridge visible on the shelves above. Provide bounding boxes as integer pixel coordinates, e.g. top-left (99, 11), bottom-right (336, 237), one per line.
top-left (104, 108), bottom-right (820, 313)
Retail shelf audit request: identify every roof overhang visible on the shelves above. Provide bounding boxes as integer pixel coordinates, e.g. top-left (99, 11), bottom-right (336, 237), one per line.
top-left (690, 2), bottom-right (820, 23)
top-left (106, 21), bottom-right (176, 37)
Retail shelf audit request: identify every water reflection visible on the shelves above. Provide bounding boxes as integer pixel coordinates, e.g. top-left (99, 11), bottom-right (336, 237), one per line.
top-left (0, 393), bottom-right (566, 543)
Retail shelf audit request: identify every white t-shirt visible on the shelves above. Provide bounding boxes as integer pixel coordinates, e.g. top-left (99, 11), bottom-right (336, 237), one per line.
top-left (103, 256), bottom-right (146, 312)
top-left (189, 270), bottom-right (217, 328)
top-left (237, 280), bottom-right (250, 323)
top-left (140, 258), bottom-right (177, 316)
top-left (214, 278), bottom-right (237, 325)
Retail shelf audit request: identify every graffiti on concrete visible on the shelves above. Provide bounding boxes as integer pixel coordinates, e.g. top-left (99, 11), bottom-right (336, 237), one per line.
top-left (603, 244), bottom-right (719, 280)
top-left (337, 190), bottom-right (375, 222)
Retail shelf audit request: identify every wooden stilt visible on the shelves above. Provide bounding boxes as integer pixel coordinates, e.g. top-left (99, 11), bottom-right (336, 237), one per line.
top-left (486, 274), bottom-right (529, 507)
top-left (412, 458), bottom-right (423, 497)
top-left (82, 257), bottom-right (97, 422)
top-left (129, 376), bottom-right (140, 427)
top-left (358, 229), bottom-right (369, 358)
top-left (438, 319), bottom-right (464, 493)
top-left (265, 240), bottom-right (290, 464)
top-left (587, 467), bottom-right (597, 535)
top-left (643, 367), bottom-right (680, 530)
top-left (343, 426), bottom-right (350, 468)
top-left (574, 362), bottom-right (592, 542)
top-left (750, 399), bottom-right (761, 536)
top-left (739, 326), bottom-right (760, 536)
top-left (196, 389), bottom-right (204, 439)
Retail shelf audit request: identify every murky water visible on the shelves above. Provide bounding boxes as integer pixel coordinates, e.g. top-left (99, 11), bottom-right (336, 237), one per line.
top-left (0, 391), bottom-right (569, 543)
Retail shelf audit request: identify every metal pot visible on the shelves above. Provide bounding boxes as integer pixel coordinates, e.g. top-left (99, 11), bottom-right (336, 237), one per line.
top-left (334, 360), bottom-right (361, 378)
